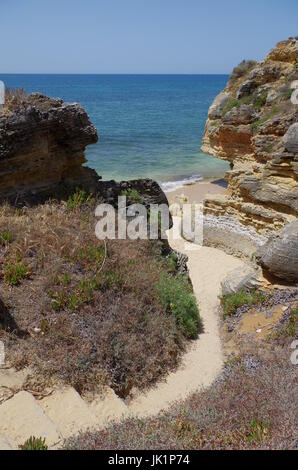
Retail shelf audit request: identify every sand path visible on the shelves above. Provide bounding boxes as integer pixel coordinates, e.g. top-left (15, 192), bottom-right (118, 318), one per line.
top-left (128, 221), bottom-right (245, 417)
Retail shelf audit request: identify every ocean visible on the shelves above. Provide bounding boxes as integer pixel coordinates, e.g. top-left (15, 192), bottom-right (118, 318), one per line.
top-left (1, 74), bottom-right (229, 190)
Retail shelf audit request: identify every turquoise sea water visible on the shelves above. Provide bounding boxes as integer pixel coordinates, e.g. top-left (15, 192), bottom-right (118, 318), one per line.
top-left (1, 74), bottom-right (229, 189)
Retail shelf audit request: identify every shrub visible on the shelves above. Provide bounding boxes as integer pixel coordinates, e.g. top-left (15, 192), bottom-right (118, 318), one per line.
top-left (156, 274), bottom-right (201, 339)
top-left (0, 231), bottom-right (12, 246)
top-left (4, 261), bottom-right (29, 286)
top-left (220, 290), bottom-right (266, 319)
top-left (120, 188), bottom-right (142, 204)
top-left (253, 91), bottom-right (267, 111)
top-left (251, 105), bottom-right (281, 132)
top-left (2, 88), bottom-right (27, 112)
top-left (230, 60), bottom-right (257, 83)
top-left (67, 188), bottom-right (94, 209)
top-left (222, 96), bottom-right (252, 116)
top-left (20, 436), bottom-right (48, 450)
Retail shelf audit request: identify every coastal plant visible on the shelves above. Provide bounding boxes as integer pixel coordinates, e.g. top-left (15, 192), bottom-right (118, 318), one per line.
top-left (220, 289), bottom-right (266, 319)
top-left (67, 187), bottom-right (94, 209)
top-left (2, 87), bottom-right (27, 112)
top-left (4, 261), bottom-right (29, 286)
top-left (0, 230), bottom-right (12, 246)
top-left (120, 188), bottom-right (142, 204)
top-left (253, 91), bottom-right (267, 111)
top-left (222, 95), bottom-right (252, 116)
top-left (251, 105), bottom-right (281, 131)
top-left (156, 274), bottom-right (201, 338)
top-left (230, 60), bottom-right (257, 83)
top-left (20, 436), bottom-right (48, 450)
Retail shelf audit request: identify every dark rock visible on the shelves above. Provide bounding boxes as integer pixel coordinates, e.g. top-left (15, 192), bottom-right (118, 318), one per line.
top-left (0, 94), bottom-right (99, 202)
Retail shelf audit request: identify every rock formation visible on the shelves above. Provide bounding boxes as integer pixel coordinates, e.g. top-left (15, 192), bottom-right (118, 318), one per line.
top-left (256, 219), bottom-right (298, 281)
top-left (201, 38), bottom-right (298, 261)
top-left (0, 93), bottom-right (99, 201)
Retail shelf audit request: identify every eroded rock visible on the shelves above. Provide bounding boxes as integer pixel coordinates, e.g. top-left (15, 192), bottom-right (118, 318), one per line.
top-left (256, 220), bottom-right (298, 282)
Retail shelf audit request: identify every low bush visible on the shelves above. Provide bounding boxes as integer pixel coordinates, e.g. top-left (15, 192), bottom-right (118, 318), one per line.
top-left (4, 261), bottom-right (29, 286)
top-left (156, 274), bottom-right (201, 339)
top-left (0, 230), bottom-right (12, 246)
top-left (20, 436), bottom-right (48, 450)
top-left (120, 188), bottom-right (142, 204)
top-left (67, 187), bottom-right (94, 209)
top-left (0, 200), bottom-right (194, 396)
top-left (220, 290), bottom-right (266, 319)
top-left (230, 60), bottom-right (257, 83)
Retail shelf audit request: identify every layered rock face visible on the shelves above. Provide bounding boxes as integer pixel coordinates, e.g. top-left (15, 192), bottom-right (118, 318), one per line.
top-left (0, 93), bottom-right (99, 201)
top-left (202, 38), bottom-right (298, 259)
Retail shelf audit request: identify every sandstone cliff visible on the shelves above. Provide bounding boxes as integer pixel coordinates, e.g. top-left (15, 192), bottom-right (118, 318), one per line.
top-left (0, 93), bottom-right (99, 201)
top-left (202, 38), bottom-right (298, 259)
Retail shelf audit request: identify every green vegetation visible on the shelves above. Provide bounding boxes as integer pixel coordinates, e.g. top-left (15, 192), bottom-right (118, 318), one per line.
top-left (67, 187), bottom-right (94, 209)
top-left (156, 274), bottom-right (201, 338)
top-left (267, 306), bottom-right (298, 341)
top-left (247, 419), bottom-right (269, 445)
top-left (120, 188), bottom-right (142, 204)
top-left (20, 436), bottom-right (48, 450)
top-left (222, 95), bottom-right (252, 116)
top-left (263, 144), bottom-right (273, 153)
top-left (0, 230), bottom-right (13, 246)
top-left (251, 105), bottom-right (281, 131)
top-left (253, 91), bottom-right (267, 111)
top-left (4, 261), bottom-right (29, 286)
top-left (220, 290), bottom-right (266, 319)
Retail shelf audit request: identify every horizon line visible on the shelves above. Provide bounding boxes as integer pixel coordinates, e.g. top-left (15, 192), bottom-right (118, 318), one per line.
top-left (0, 72), bottom-right (231, 76)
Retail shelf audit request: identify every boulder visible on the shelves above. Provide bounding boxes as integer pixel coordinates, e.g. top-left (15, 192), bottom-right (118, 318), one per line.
top-left (221, 265), bottom-right (262, 296)
top-left (223, 104), bottom-right (258, 125)
top-left (283, 123), bottom-right (298, 154)
top-left (208, 92), bottom-right (230, 119)
top-left (256, 220), bottom-right (298, 282)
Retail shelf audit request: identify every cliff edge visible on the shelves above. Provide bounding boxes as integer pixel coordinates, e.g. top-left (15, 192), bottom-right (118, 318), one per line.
top-left (0, 93), bottom-right (99, 201)
top-left (201, 38), bottom-right (298, 264)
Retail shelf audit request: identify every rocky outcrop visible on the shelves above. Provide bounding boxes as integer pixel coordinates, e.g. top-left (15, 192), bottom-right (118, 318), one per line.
top-left (221, 265), bottom-right (262, 296)
top-left (256, 220), bottom-right (298, 281)
top-left (0, 93), bottom-right (99, 201)
top-left (202, 38), bottom-right (298, 264)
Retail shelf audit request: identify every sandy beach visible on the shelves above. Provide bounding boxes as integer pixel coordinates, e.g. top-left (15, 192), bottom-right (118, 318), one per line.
top-left (165, 178), bottom-right (228, 205)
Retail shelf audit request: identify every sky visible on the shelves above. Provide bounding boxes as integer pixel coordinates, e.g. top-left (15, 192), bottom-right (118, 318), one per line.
top-left (1, 0), bottom-right (297, 74)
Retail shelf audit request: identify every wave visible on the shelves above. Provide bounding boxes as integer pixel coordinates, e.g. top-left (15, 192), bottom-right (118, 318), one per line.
top-left (160, 174), bottom-right (203, 192)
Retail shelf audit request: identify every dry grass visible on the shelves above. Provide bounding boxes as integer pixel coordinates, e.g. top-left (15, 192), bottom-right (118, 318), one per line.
top-left (0, 193), bottom-right (200, 397)
top-left (1, 88), bottom-right (27, 113)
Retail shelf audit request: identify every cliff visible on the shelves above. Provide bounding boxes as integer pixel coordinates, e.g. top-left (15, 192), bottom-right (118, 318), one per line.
top-left (201, 38), bottom-right (298, 260)
top-left (0, 93), bottom-right (100, 201)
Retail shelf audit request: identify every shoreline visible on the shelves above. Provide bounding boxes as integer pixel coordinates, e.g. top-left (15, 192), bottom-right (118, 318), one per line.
top-left (165, 177), bottom-right (228, 205)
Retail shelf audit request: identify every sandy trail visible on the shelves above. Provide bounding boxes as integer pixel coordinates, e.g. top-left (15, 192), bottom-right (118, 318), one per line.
top-left (128, 222), bottom-right (245, 417)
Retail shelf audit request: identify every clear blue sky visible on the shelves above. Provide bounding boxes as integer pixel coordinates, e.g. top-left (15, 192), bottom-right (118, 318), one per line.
top-left (1, 0), bottom-right (297, 74)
